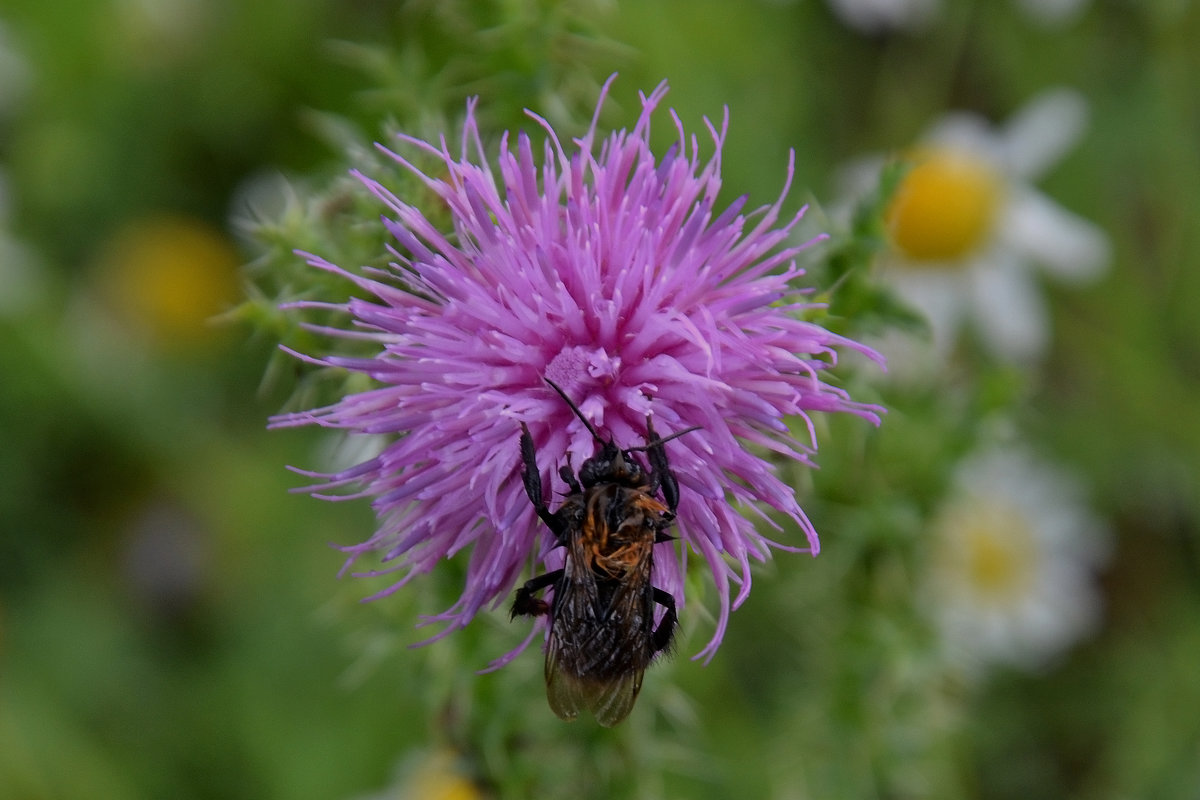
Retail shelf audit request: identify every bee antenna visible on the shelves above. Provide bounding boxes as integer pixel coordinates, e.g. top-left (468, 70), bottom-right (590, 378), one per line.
top-left (628, 424), bottom-right (702, 451)
top-left (543, 378), bottom-right (605, 444)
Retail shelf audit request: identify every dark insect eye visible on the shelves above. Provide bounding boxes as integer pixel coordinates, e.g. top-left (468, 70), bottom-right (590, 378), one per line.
top-left (579, 457), bottom-right (606, 487)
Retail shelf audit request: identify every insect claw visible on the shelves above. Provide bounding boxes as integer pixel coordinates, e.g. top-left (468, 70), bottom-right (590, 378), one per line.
top-left (511, 569), bottom-right (563, 619)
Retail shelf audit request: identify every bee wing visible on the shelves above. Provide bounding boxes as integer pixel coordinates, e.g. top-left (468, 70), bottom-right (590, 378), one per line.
top-left (583, 667), bottom-right (645, 728)
top-left (545, 642), bottom-right (645, 727)
top-left (580, 561), bottom-right (651, 727)
top-left (545, 558), bottom-right (654, 727)
top-left (543, 564), bottom-right (600, 723)
top-left (544, 641), bottom-right (587, 722)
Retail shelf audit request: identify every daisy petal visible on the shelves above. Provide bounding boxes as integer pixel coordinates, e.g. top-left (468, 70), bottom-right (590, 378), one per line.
top-left (1001, 87), bottom-right (1087, 180)
top-left (1001, 186), bottom-right (1110, 283)
top-left (968, 253), bottom-right (1050, 362)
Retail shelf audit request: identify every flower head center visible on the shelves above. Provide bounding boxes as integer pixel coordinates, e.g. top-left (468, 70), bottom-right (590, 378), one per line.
top-left (886, 149), bottom-right (1003, 263)
top-left (937, 498), bottom-right (1036, 604)
top-left (99, 215), bottom-right (239, 342)
top-left (545, 346), bottom-right (621, 393)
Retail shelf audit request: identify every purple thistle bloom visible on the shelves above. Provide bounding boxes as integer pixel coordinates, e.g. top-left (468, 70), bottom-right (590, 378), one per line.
top-left (272, 77), bottom-right (883, 665)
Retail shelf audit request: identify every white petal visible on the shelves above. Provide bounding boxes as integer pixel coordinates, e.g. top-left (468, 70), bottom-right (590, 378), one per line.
top-left (825, 0), bottom-right (940, 33)
top-left (830, 154), bottom-right (888, 226)
top-left (1000, 187), bottom-right (1110, 283)
top-left (967, 255), bottom-right (1049, 362)
top-left (859, 327), bottom-right (938, 382)
top-left (889, 268), bottom-right (968, 360)
top-left (1012, 0), bottom-right (1090, 28)
top-left (1001, 88), bottom-right (1088, 179)
top-left (923, 112), bottom-right (1005, 167)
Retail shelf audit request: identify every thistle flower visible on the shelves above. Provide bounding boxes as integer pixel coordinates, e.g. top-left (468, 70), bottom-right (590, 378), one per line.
top-left (271, 78), bottom-right (883, 663)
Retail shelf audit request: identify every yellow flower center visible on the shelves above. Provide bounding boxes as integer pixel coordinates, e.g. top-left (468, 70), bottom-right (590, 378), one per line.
top-left (407, 752), bottom-right (482, 800)
top-left (98, 215), bottom-right (240, 345)
top-left (412, 774), bottom-right (480, 800)
top-left (936, 498), bottom-right (1036, 604)
top-left (886, 149), bottom-right (1003, 263)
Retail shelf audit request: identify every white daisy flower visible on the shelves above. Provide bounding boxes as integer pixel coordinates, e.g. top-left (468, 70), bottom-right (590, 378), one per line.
top-left (1011, 0), bottom-right (1091, 28)
top-left (825, 0), bottom-right (938, 34)
top-left (826, 0), bottom-right (1091, 34)
top-left (923, 445), bottom-right (1109, 676)
top-left (843, 87), bottom-right (1110, 368)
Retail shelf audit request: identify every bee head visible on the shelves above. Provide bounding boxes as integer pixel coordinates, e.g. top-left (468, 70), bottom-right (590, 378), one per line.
top-left (542, 378), bottom-right (653, 489)
top-left (579, 441), bottom-right (647, 489)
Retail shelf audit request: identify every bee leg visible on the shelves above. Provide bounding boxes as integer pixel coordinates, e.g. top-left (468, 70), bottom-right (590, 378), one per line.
top-left (650, 587), bottom-right (678, 654)
top-left (644, 416), bottom-right (682, 516)
top-left (559, 454), bottom-right (582, 495)
top-left (521, 423), bottom-right (567, 539)
top-left (511, 569), bottom-right (563, 619)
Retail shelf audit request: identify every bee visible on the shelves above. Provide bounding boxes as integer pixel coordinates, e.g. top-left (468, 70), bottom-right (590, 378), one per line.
top-left (511, 379), bottom-right (697, 726)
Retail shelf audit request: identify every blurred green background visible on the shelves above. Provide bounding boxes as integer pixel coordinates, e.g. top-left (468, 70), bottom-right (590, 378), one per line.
top-left (2, 1), bottom-right (1198, 798)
